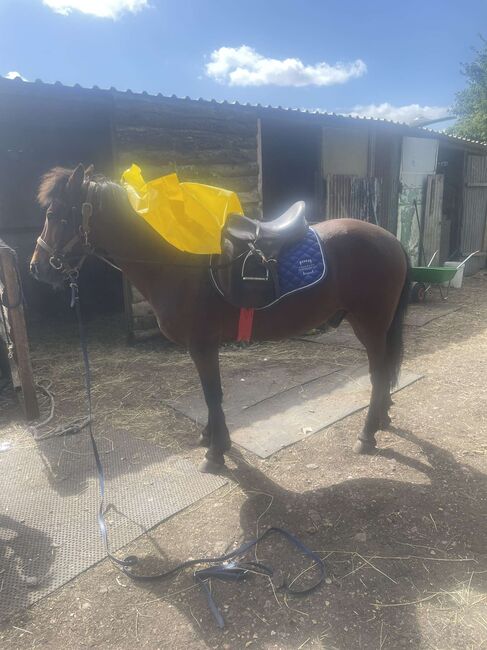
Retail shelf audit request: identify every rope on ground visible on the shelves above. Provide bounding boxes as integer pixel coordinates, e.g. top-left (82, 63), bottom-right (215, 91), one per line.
top-left (28, 377), bottom-right (91, 441)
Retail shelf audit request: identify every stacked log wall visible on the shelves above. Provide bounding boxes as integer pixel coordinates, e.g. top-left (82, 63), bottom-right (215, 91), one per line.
top-left (111, 94), bottom-right (261, 339)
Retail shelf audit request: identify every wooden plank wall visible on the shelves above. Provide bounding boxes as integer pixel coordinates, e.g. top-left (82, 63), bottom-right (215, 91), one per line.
top-left (0, 239), bottom-right (39, 419)
top-left (111, 94), bottom-right (261, 339)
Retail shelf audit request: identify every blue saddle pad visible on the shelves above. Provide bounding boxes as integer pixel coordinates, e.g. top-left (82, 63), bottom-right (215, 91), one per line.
top-left (273, 227), bottom-right (326, 303)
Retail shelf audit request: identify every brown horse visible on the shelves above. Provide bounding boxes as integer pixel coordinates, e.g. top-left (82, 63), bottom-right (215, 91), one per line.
top-left (30, 164), bottom-right (410, 472)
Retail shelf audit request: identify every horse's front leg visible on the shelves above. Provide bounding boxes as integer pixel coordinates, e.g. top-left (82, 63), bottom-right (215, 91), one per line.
top-left (189, 343), bottom-right (231, 472)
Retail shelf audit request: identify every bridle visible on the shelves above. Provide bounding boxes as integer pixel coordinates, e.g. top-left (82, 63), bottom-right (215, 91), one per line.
top-left (36, 181), bottom-right (99, 281)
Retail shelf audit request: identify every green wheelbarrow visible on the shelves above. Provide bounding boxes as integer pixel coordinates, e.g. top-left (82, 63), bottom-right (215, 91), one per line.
top-left (410, 250), bottom-right (480, 302)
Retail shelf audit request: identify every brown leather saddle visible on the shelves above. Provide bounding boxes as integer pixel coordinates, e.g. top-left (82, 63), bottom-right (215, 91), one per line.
top-left (210, 201), bottom-right (308, 308)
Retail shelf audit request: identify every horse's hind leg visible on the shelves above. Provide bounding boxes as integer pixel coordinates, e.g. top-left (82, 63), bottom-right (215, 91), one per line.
top-left (348, 320), bottom-right (390, 454)
top-left (189, 343), bottom-right (231, 472)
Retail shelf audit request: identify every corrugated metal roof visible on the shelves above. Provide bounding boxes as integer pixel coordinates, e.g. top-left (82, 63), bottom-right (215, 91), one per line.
top-left (1, 74), bottom-right (486, 149)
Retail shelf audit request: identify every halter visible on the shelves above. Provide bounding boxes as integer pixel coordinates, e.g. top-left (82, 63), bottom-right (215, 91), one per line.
top-left (36, 181), bottom-right (98, 281)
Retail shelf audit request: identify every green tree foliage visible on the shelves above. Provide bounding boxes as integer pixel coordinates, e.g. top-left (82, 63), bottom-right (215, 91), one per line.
top-left (451, 37), bottom-right (487, 141)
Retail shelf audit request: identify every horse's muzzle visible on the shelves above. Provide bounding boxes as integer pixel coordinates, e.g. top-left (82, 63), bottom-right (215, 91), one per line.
top-left (30, 261), bottom-right (40, 279)
top-left (29, 257), bottom-right (63, 287)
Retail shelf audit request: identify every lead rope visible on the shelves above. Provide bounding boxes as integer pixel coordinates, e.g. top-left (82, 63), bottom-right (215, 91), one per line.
top-left (69, 276), bottom-right (327, 627)
top-left (69, 274), bottom-right (137, 569)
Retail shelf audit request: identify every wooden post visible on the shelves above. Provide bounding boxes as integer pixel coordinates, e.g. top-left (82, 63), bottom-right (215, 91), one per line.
top-left (0, 241), bottom-right (39, 420)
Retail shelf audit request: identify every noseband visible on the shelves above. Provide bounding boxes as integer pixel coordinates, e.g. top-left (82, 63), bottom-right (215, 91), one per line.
top-left (36, 182), bottom-right (98, 280)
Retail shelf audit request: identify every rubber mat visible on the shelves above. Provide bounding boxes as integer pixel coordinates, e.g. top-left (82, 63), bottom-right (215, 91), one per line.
top-left (168, 363), bottom-right (422, 458)
top-left (0, 430), bottom-right (226, 621)
top-left (167, 360), bottom-right (339, 426)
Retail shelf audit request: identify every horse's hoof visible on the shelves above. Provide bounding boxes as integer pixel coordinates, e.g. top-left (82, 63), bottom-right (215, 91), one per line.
top-left (353, 438), bottom-right (376, 455)
top-left (199, 457), bottom-right (226, 474)
top-left (220, 440), bottom-right (232, 453)
top-left (199, 433), bottom-right (211, 447)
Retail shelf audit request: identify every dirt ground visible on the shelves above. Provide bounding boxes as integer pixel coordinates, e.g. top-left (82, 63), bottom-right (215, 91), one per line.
top-left (1, 273), bottom-right (487, 649)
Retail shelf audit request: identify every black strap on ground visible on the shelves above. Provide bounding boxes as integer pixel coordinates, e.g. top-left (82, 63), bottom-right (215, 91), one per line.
top-left (120, 526), bottom-right (326, 628)
top-left (70, 278), bottom-right (327, 627)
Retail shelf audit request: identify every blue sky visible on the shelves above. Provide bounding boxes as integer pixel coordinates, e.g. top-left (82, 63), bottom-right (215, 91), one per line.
top-left (1, 0), bottom-right (486, 125)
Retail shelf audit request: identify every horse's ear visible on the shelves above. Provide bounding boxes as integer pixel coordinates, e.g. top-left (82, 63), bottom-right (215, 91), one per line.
top-left (84, 164), bottom-right (95, 181)
top-left (67, 164), bottom-right (85, 192)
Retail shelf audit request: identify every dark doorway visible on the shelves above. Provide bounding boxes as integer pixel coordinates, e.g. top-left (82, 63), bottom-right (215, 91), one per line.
top-left (0, 90), bottom-right (124, 324)
top-left (260, 118), bottom-right (322, 222)
top-left (436, 145), bottom-right (464, 260)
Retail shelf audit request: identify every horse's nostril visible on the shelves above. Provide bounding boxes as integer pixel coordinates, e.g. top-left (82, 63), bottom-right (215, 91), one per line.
top-left (30, 262), bottom-right (39, 277)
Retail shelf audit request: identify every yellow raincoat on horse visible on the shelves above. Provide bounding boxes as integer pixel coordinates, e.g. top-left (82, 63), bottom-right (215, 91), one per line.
top-left (121, 164), bottom-right (243, 255)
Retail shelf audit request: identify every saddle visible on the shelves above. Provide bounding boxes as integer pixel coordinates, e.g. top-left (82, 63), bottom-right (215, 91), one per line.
top-left (211, 201), bottom-right (310, 309)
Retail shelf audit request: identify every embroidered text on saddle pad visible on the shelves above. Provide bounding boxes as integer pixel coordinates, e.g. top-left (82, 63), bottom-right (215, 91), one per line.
top-left (276, 228), bottom-right (326, 300)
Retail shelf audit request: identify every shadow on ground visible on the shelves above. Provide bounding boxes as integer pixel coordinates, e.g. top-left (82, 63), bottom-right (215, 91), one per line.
top-left (0, 516), bottom-right (55, 616)
top-left (123, 428), bottom-right (487, 649)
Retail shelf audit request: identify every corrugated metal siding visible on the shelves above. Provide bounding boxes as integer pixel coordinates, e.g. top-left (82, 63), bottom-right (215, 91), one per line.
top-left (462, 155), bottom-right (487, 253)
top-left (3, 76), bottom-right (487, 150)
top-left (326, 175), bottom-right (381, 222)
top-left (373, 132), bottom-right (401, 232)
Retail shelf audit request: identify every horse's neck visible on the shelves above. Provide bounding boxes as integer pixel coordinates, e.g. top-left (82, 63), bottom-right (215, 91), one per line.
top-left (91, 184), bottom-right (170, 262)
top-left (90, 183), bottom-right (184, 296)
top-left (88, 183), bottom-right (213, 343)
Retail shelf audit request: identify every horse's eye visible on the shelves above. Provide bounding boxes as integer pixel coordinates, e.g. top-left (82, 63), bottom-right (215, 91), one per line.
top-left (47, 209), bottom-right (62, 222)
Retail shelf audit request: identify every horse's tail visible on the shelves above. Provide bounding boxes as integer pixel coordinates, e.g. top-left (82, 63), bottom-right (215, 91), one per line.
top-left (386, 247), bottom-right (411, 389)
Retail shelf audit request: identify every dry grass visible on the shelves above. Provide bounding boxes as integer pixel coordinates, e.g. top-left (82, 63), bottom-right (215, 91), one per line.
top-left (7, 311), bottom-right (366, 451)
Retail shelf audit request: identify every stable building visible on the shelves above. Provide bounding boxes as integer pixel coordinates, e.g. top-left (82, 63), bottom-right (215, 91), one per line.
top-left (1, 76), bottom-right (486, 340)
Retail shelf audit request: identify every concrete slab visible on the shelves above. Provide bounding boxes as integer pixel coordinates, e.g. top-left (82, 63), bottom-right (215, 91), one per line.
top-left (169, 362), bottom-right (422, 458)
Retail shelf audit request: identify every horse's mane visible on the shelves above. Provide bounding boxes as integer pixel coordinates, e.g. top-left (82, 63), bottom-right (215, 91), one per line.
top-left (37, 167), bottom-right (72, 208)
top-left (37, 167), bottom-right (114, 208)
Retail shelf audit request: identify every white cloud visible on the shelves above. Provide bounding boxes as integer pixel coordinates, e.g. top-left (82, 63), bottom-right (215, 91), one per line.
top-left (206, 46), bottom-right (367, 87)
top-left (42, 0), bottom-right (149, 19)
top-left (348, 102), bottom-right (450, 125)
top-left (4, 71), bottom-right (28, 81)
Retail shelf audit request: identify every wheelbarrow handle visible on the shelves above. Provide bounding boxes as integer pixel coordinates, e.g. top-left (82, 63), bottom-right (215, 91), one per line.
top-left (427, 250), bottom-right (438, 268)
top-left (455, 250), bottom-right (480, 270)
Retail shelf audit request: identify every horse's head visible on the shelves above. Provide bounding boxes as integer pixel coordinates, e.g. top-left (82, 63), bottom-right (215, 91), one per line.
top-left (30, 163), bottom-right (95, 286)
